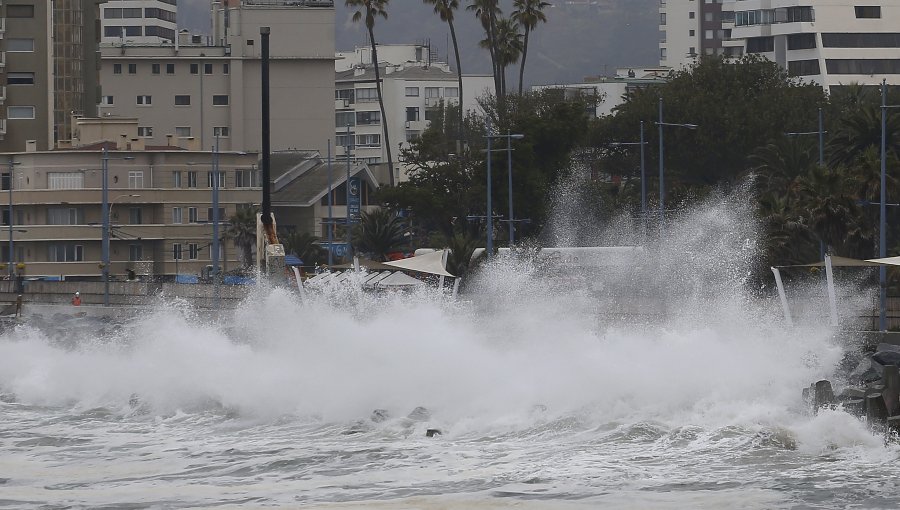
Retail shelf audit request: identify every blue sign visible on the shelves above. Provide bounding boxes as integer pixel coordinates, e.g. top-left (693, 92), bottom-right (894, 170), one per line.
top-left (348, 177), bottom-right (361, 220)
top-left (321, 242), bottom-right (350, 260)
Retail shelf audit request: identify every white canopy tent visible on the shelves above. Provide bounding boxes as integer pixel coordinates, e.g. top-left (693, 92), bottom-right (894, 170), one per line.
top-left (375, 271), bottom-right (426, 289)
top-left (384, 249), bottom-right (454, 277)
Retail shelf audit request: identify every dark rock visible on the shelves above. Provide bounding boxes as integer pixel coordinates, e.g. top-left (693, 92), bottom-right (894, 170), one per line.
top-left (838, 388), bottom-right (866, 400)
top-left (850, 358), bottom-right (885, 384)
top-left (874, 351), bottom-right (900, 367)
top-left (425, 428), bottom-right (442, 437)
top-left (888, 415), bottom-right (900, 434)
top-left (883, 365), bottom-right (900, 416)
top-left (867, 392), bottom-right (889, 428)
top-left (814, 380), bottom-right (834, 411)
top-left (407, 406), bottom-right (430, 421)
top-left (370, 409), bottom-right (389, 423)
top-left (877, 343), bottom-right (900, 354)
top-left (843, 398), bottom-right (865, 417)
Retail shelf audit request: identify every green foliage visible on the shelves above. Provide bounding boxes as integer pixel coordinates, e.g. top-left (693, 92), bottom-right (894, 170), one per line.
top-left (352, 208), bottom-right (409, 261)
top-left (226, 206), bottom-right (257, 268)
top-left (282, 231), bottom-right (328, 267)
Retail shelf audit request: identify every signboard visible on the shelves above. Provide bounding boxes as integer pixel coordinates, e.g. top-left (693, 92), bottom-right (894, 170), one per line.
top-left (348, 177), bottom-right (361, 220)
top-left (322, 242), bottom-right (350, 260)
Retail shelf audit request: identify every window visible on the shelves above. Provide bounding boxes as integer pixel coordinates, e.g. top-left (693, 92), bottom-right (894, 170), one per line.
top-left (660, 12), bottom-right (666, 25)
top-left (213, 127), bottom-right (230, 137)
top-left (128, 171), bottom-right (144, 188)
top-left (7, 39), bottom-right (35, 52)
top-left (855, 6), bottom-right (881, 18)
top-left (406, 131), bottom-right (421, 142)
top-left (173, 207), bottom-right (183, 224)
top-left (173, 243), bottom-right (183, 260)
top-left (704, 12), bottom-right (713, 21)
top-left (7, 5), bottom-right (35, 17)
top-left (137, 126), bottom-right (152, 137)
top-left (788, 59), bottom-right (821, 76)
top-left (689, 47), bottom-right (696, 56)
top-left (822, 33), bottom-right (900, 48)
top-left (689, 11), bottom-right (695, 19)
top-left (105, 26), bottom-right (125, 38)
top-left (189, 243), bottom-right (199, 260)
top-left (705, 30), bottom-right (714, 39)
top-left (406, 107), bottom-right (420, 122)
top-left (125, 207), bottom-right (141, 225)
top-left (356, 88), bottom-right (378, 102)
top-left (207, 207), bottom-right (226, 222)
top-left (356, 134), bottom-right (381, 147)
top-left (122, 7), bottom-right (141, 18)
top-left (187, 171), bottom-right (197, 188)
top-left (335, 111), bottom-right (355, 127)
top-left (175, 95), bottom-right (191, 106)
top-left (47, 208), bottom-right (83, 225)
top-left (336, 134), bottom-right (354, 149)
top-left (826, 59), bottom-right (900, 74)
top-left (444, 87), bottom-right (459, 98)
top-left (173, 171), bottom-right (182, 188)
top-left (129, 244), bottom-right (143, 262)
top-left (356, 111), bottom-right (381, 125)
top-left (114, 63), bottom-right (123, 74)
top-left (204, 63), bottom-right (213, 75)
top-left (152, 64), bottom-right (161, 75)
top-left (188, 207), bottom-right (199, 223)
top-left (425, 87), bottom-right (441, 98)
top-left (223, 63), bottom-right (230, 75)
top-left (689, 29), bottom-right (695, 37)
top-left (424, 108), bottom-right (441, 122)
top-left (207, 171), bottom-right (225, 188)
top-left (48, 172), bottom-right (83, 189)
top-left (212, 95), bottom-right (229, 106)
top-left (405, 87), bottom-right (420, 97)
top-left (747, 36), bottom-right (775, 53)
top-left (190, 63), bottom-right (199, 74)
top-left (48, 244), bottom-right (84, 262)
top-left (128, 63), bottom-right (137, 74)
top-left (137, 95), bottom-right (152, 105)
top-left (8, 106), bottom-right (36, 119)
top-left (106, 7), bottom-right (124, 18)
top-left (235, 170), bottom-right (258, 188)
top-left (166, 63), bottom-right (175, 74)
top-left (176, 126), bottom-right (191, 137)
top-left (336, 89), bottom-right (355, 103)
top-left (8, 73), bottom-right (35, 85)
top-left (788, 33), bottom-right (817, 50)
top-left (661, 48), bottom-right (667, 60)
top-left (101, 95), bottom-right (114, 105)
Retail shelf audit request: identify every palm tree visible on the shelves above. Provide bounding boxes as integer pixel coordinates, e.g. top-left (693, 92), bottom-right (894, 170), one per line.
top-left (282, 231), bottom-right (328, 267)
top-left (353, 208), bottom-right (408, 261)
top-left (226, 206), bottom-right (257, 268)
top-left (444, 232), bottom-right (479, 278)
top-left (423, 0), bottom-right (465, 134)
top-left (467, 0), bottom-right (501, 100)
top-left (511, 0), bottom-right (549, 96)
top-left (795, 164), bottom-right (868, 255)
top-left (346, 0), bottom-right (395, 186)
top-left (491, 18), bottom-right (523, 99)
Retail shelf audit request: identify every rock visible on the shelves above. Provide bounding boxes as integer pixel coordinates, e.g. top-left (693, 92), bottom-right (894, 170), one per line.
top-left (883, 365), bottom-right (900, 416)
top-left (407, 406), bottom-right (430, 421)
top-left (888, 415), bottom-right (900, 434)
top-left (867, 392), bottom-right (889, 428)
top-left (843, 398), bottom-right (865, 417)
top-left (873, 351), bottom-right (900, 366)
top-left (876, 343), bottom-right (900, 353)
top-left (425, 428), bottom-right (442, 437)
top-left (838, 388), bottom-right (866, 400)
top-left (814, 380), bottom-right (834, 411)
top-left (370, 409), bottom-right (390, 423)
top-left (850, 358), bottom-right (885, 384)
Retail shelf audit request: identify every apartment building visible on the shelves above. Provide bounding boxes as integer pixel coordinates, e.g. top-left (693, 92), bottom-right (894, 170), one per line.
top-left (3, 144), bottom-right (260, 279)
top-left (722, 0), bottom-right (900, 90)
top-left (334, 44), bottom-right (493, 180)
top-left (533, 67), bottom-right (670, 118)
top-left (0, 0), bottom-right (104, 152)
top-left (100, 0), bottom-right (177, 44)
top-left (99, 0), bottom-right (335, 154)
top-left (659, 0), bottom-right (732, 69)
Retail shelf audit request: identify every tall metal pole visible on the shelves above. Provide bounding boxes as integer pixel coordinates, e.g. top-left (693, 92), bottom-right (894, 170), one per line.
top-left (102, 147), bottom-right (110, 307)
top-left (260, 26), bottom-right (272, 229)
top-left (346, 124), bottom-right (352, 259)
top-left (880, 79), bottom-right (888, 331)
top-left (658, 97), bottom-right (665, 231)
top-left (819, 107), bottom-right (826, 261)
top-left (486, 119), bottom-right (493, 256)
top-left (507, 130), bottom-right (514, 245)
top-left (327, 139), bottom-right (333, 266)
top-left (639, 120), bottom-right (646, 216)
top-left (7, 158), bottom-right (13, 277)
top-left (212, 135), bottom-right (220, 309)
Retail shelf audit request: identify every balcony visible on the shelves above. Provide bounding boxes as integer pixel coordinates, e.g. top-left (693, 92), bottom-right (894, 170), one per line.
top-left (334, 98), bottom-right (352, 109)
top-left (405, 120), bottom-right (425, 131)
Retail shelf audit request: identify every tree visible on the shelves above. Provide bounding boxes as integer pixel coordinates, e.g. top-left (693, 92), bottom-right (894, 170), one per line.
top-left (467, 0), bottom-right (502, 100)
top-left (511, 0), bottom-right (550, 95)
top-left (226, 206), bottom-right (257, 268)
top-left (490, 17), bottom-right (523, 99)
top-left (444, 232), bottom-right (480, 278)
top-left (423, 0), bottom-right (465, 135)
top-left (282, 231), bottom-right (328, 267)
top-left (353, 208), bottom-right (409, 261)
top-left (346, 0), bottom-right (395, 186)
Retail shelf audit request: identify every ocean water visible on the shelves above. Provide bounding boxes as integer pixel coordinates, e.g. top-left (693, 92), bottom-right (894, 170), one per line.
top-left (1, 188), bottom-right (897, 509)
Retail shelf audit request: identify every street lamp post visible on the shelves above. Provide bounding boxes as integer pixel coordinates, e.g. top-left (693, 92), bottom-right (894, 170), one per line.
top-left (505, 131), bottom-right (525, 245)
top-left (101, 147), bottom-right (134, 307)
top-left (786, 107), bottom-right (828, 259)
top-left (346, 123), bottom-right (352, 260)
top-left (486, 119), bottom-right (494, 255)
top-left (482, 124), bottom-right (524, 252)
top-left (656, 97), bottom-right (698, 232)
top-left (6, 158), bottom-right (21, 277)
top-left (212, 135), bottom-right (221, 309)
top-left (879, 80), bottom-right (900, 331)
top-left (326, 139), bottom-right (334, 266)
top-left (608, 121), bottom-right (649, 217)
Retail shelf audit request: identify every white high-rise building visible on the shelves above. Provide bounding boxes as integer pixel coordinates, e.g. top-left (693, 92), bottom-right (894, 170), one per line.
top-left (722, 0), bottom-right (900, 91)
top-left (659, 0), bottom-right (733, 69)
top-left (100, 0), bottom-right (177, 44)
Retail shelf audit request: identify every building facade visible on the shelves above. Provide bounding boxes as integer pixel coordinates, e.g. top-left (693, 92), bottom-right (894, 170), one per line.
top-left (533, 67), bottom-right (670, 118)
top-left (722, 0), bottom-right (900, 90)
top-left (0, 0), bottom-right (104, 152)
top-left (99, 0), bottom-right (335, 154)
top-left (3, 145), bottom-right (260, 279)
top-left (659, 0), bottom-right (732, 69)
top-left (100, 0), bottom-right (177, 44)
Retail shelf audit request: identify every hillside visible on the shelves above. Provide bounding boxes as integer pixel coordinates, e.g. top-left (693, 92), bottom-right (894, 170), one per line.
top-left (177, 0), bottom-right (658, 86)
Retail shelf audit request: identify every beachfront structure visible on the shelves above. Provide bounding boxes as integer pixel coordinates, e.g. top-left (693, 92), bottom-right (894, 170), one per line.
top-left (98, 0), bottom-right (335, 154)
top-left (100, 0), bottom-right (177, 44)
top-left (0, 0), bottom-right (105, 153)
top-left (721, 0), bottom-right (900, 91)
top-left (334, 44), bottom-right (493, 181)
top-left (532, 67), bottom-right (669, 118)
top-left (659, 0), bottom-right (733, 69)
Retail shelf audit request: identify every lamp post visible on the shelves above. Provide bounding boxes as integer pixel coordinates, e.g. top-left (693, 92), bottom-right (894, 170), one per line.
top-left (656, 97), bottom-right (698, 232)
top-left (212, 134), bottom-right (221, 310)
top-left (486, 119), bottom-right (494, 255)
top-left (6, 158), bottom-right (21, 277)
top-left (346, 123), bottom-right (352, 260)
top-left (879, 80), bottom-right (900, 330)
top-left (326, 139), bottom-right (334, 266)
top-left (101, 147), bottom-right (135, 307)
top-left (786, 107), bottom-right (827, 259)
top-left (608, 120), bottom-right (649, 217)
top-left (505, 131), bottom-right (525, 245)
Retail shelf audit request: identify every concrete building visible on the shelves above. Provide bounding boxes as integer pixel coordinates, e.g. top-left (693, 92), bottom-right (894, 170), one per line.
top-left (3, 143), bottom-right (260, 279)
top-left (100, 0), bottom-right (177, 44)
top-left (99, 0), bottom-right (335, 154)
top-left (0, 0), bottom-right (105, 152)
top-left (659, 0), bottom-right (732, 69)
top-left (533, 67), bottom-right (670, 118)
top-left (722, 0), bottom-right (900, 90)
top-left (334, 44), bottom-right (493, 180)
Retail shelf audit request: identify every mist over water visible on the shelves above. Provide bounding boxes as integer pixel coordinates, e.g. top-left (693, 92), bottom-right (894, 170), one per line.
top-left (1, 178), bottom-right (897, 509)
